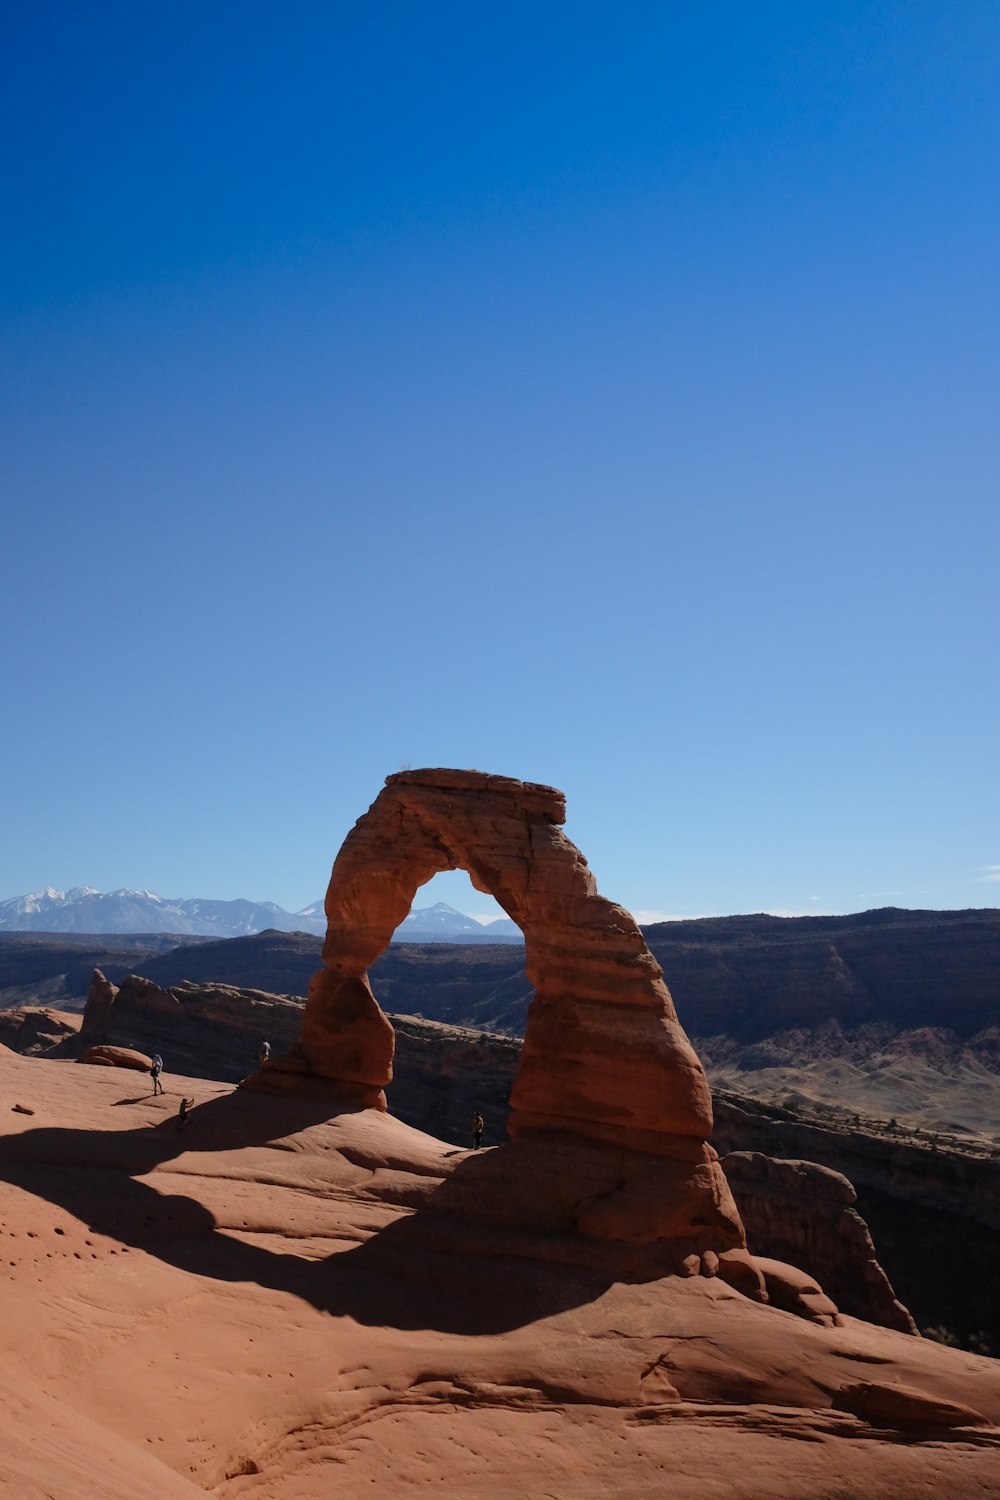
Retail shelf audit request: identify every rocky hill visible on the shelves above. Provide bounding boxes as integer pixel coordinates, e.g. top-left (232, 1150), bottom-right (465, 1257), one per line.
top-left (24, 966), bottom-right (990, 1352)
top-left (7, 904), bottom-right (998, 1031)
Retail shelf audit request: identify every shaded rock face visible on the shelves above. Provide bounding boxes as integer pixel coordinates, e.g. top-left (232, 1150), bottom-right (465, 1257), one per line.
top-left (85, 968), bottom-right (118, 1032)
top-left (713, 1091), bottom-right (1000, 1348)
top-left (77, 967), bottom-right (520, 1144)
top-left (79, 971), bottom-right (304, 1084)
top-left (282, 767), bottom-right (746, 1270)
top-left (721, 1151), bottom-right (915, 1334)
top-left (389, 1015), bottom-right (521, 1149)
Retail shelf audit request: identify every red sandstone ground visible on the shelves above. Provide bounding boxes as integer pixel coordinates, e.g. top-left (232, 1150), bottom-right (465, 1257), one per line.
top-left (2, 1052), bottom-right (999, 1499)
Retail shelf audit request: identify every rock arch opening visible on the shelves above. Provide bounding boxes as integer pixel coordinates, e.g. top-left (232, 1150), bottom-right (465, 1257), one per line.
top-left (254, 768), bottom-right (750, 1270)
top-left (394, 868), bottom-right (515, 941)
top-left (291, 769), bottom-right (715, 1148)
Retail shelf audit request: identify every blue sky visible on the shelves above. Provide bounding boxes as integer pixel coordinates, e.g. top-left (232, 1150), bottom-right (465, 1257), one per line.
top-left (2, 1), bottom-right (997, 921)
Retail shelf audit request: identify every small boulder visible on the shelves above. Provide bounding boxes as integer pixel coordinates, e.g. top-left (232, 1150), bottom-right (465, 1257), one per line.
top-left (78, 1045), bottom-right (152, 1072)
top-left (755, 1257), bottom-right (841, 1326)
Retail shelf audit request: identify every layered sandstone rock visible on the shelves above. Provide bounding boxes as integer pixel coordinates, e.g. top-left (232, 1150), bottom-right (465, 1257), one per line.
top-left (711, 1092), bottom-right (1000, 1340)
top-left (79, 971), bottom-right (304, 1085)
top-left (266, 768), bottom-right (750, 1274)
top-left (722, 1150), bottom-right (916, 1334)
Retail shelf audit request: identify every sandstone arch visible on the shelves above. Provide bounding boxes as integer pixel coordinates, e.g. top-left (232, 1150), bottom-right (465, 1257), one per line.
top-left (266, 769), bottom-right (750, 1269)
top-left (296, 769), bottom-right (710, 1146)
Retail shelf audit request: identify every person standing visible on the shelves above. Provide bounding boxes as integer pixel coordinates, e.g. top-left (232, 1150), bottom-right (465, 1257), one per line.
top-left (150, 1053), bottom-right (164, 1096)
top-left (259, 1039), bottom-right (271, 1066)
top-left (471, 1111), bottom-right (484, 1149)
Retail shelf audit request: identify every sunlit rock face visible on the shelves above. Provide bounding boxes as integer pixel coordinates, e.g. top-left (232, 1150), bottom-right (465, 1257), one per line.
top-left (276, 768), bottom-right (749, 1271)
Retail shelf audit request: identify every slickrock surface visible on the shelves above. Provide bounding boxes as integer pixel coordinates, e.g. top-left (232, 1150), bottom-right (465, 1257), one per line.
top-left (2, 1053), bottom-right (999, 1499)
top-left (274, 768), bottom-right (745, 1271)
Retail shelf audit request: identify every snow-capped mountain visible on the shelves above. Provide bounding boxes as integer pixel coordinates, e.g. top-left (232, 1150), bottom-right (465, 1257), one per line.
top-left (0, 887), bottom-right (326, 938)
top-left (293, 900), bottom-right (326, 924)
top-left (391, 901), bottom-right (521, 943)
top-left (0, 889), bottom-right (524, 943)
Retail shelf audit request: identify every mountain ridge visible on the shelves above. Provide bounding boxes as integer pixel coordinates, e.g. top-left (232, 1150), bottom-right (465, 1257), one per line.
top-left (0, 889), bottom-right (522, 943)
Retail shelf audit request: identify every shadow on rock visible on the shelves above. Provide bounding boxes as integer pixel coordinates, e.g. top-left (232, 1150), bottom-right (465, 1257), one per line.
top-left (0, 1091), bottom-right (634, 1336)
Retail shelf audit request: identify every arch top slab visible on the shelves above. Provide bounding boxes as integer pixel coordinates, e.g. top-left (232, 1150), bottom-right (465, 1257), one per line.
top-left (298, 768), bottom-right (718, 1156)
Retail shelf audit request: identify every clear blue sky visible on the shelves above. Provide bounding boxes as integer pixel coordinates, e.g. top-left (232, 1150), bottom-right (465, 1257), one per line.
top-left (2, 1), bottom-right (997, 921)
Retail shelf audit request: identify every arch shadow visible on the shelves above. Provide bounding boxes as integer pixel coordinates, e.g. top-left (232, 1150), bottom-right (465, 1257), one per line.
top-left (0, 1087), bottom-right (620, 1337)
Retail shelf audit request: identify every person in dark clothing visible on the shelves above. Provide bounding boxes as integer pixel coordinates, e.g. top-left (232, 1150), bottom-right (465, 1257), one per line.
top-left (150, 1053), bottom-right (164, 1096)
top-left (177, 1097), bottom-right (193, 1130)
top-left (472, 1111), bottom-right (485, 1149)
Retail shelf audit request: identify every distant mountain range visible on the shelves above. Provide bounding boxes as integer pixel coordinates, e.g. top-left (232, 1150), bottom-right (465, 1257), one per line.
top-left (0, 888), bottom-right (522, 944)
top-left (393, 902), bottom-right (521, 943)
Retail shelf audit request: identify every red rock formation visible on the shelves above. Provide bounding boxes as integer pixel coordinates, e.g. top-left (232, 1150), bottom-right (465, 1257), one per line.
top-left (78, 972), bottom-right (304, 1086)
top-left (78, 1044), bottom-right (152, 1071)
top-left (268, 768), bottom-right (751, 1274)
top-left (85, 967), bottom-right (119, 1031)
top-left (0, 1007), bottom-right (80, 1057)
top-left (754, 1257), bottom-right (841, 1327)
top-left (832, 1381), bottom-right (989, 1429)
top-left (722, 1150), bottom-right (916, 1333)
